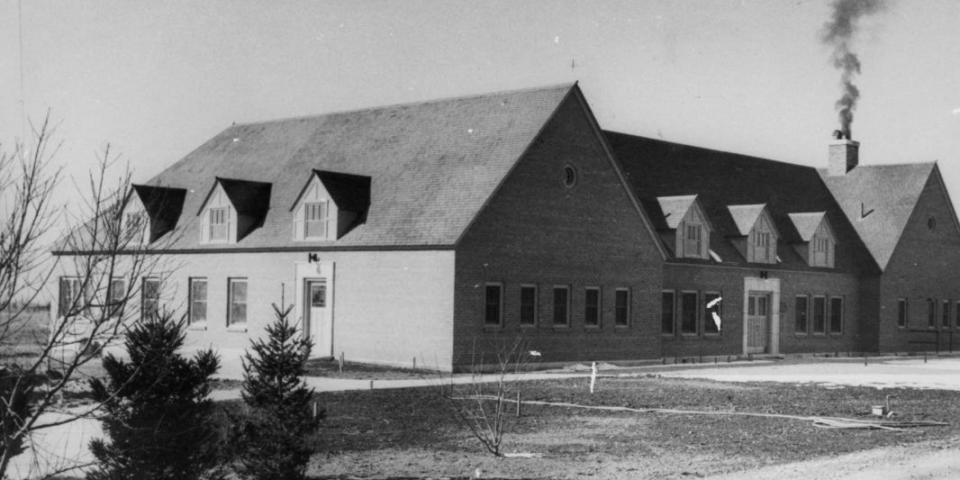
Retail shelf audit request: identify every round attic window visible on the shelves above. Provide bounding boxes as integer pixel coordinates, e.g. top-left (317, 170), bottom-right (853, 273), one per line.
top-left (928, 216), bottom-right (937, 231)
top-left (562, 165), bottom-right (577, 188)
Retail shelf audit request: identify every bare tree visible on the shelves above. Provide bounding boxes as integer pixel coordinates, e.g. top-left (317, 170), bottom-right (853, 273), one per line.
top-left (0, 116), bottom-right (163, 478)
top-left (442, 337), bottom-right (535, 457)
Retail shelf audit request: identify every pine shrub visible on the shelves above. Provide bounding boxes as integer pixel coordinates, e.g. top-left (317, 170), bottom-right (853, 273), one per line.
top-left (87, 313), bottom-right (222, 480)
top-left (234, 303), bottom-right (320, 480)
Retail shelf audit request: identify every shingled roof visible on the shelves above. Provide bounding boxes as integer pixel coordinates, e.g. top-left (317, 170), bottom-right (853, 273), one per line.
top-left (605, 131), bottom-right (878, 273)
top-left (820, 163), bottom-right (936, 269)
top-left (132, 83), bottom-right (577, 249)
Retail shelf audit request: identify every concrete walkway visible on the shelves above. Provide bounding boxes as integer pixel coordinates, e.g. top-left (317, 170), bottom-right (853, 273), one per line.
top-left (210, 369), bottom-right (595, 401)
top-left (658, 356), bottom-right (960, 391)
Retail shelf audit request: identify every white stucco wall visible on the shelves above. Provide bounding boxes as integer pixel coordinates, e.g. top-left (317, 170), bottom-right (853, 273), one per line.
top-left (51, 249), bottom-right (456, 374)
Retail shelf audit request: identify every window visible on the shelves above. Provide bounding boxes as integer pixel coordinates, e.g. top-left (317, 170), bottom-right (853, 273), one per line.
top-left (812, 296), bottom-right (826, 334)
top-left (956, 301), bottom-right (960, 329)
top-left (141, 277), bottom-right (160, 320)
top-left (614, 289), bottom-right (630, 327)
top-left (209, 207), bottom-right (228, 241)
top-left (58, 277), bottom-right (83, 317)
top-left (106, 278), bottom-right (125, 316)
top-left (584, 288), bottom-right (601, 327)
top-left (943, 300), bottom-right (951, 329)
top-left (519, 285), bottom-right (537, 326)
top-left (683, 224), bottom-right (703, 258)
top-left (897, 298), bottom-right (908, 328)
top-left (680, 291), bottom-right (698, 335)
top-left (304, 201), bottom-right (330, 239)
top-left (484, 283), bottom-right (502, 327)
top-left (811, 236), bottom-right (833, 267)
top-left (754, 232), bottom-right (773, 263)
top-left (552, 286), bottom-right (570, 326)
top-left (228, 278), bottom-right (247, 326)
top-left (189, 277), bottom-right (208, 325)
top-left (704, 292), bottom-right (721, 335)
top-left (795, 295), bottom-right (809, 334)
top-left (927, 298), bottom-right (936, 328)
top-left (562, 165), bottom-right (577, 188)
top-left (829, 297), bottom-right (843, 334)
top-left (661, 291), bottom-right (675, 335)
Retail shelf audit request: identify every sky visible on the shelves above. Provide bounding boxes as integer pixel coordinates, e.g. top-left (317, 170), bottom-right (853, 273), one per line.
top-left (2, 0), bottom-right (960, 213)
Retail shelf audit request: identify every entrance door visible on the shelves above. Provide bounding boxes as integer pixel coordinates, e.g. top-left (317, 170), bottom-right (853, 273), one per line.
top-left (746, 292), bottom-right (770, 354)
top-left (304, 279), bottom-right (332, 356)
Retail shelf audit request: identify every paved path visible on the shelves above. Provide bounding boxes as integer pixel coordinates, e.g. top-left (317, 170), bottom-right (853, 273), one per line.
top-left (658, 356), bottom-right (960, 390)
top-left (210, 370), bottom-right (595, 401)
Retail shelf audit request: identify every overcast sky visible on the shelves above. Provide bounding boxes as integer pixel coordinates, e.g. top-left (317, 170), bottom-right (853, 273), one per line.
top-left (2, 0), bottom-right (959, 211)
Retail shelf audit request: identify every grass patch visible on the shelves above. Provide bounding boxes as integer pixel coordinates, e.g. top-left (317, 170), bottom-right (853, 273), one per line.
top-left (303, 376), bottom-right (960, 479)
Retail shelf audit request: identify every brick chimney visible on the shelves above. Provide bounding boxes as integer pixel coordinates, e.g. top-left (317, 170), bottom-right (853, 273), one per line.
top-left (828, 133), bottom-right (859, 176)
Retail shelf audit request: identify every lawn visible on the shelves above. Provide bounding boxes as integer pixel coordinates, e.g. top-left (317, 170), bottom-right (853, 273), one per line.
top-left (304, 375), bottom-right (960, 479)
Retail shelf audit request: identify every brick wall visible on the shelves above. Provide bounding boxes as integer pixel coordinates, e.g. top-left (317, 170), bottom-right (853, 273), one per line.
top-left (453, 92), bottom-right (664, 369)
top-left (662, 263), bottom-right (861, 357)
top-left (878, 169), bottom-right (960, 353)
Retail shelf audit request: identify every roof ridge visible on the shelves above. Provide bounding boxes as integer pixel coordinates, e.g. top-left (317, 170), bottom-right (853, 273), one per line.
top-left (231, 82), bottom-right (578, 129)
top-left (603, 130), bottom-right (814, 170)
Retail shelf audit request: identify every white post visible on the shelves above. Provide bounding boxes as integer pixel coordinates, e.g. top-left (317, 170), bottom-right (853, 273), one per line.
top-left (589, 361), bottom-right (597, 394)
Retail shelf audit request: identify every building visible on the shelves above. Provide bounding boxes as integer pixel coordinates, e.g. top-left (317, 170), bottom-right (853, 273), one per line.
top-left (51, 83), bottom-right (960, 371)
top-left (52, 83), bottom-right (665, 372)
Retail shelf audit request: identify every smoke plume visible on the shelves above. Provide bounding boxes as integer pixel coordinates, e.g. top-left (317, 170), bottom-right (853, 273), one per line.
top-left (821, 0), bottom-right (885, 139)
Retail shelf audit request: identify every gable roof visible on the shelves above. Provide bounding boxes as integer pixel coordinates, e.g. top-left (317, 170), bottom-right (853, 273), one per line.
top-left (206, 177), bottom-right (273, 217)
top-left (820, 163), bottom-right (936, 269)
top-left (130, 83), bottom-right (577, 250)
top-left (605, 131), bottom-right (878, 273)
top-left (727, 204), bottom-right (769, 237)
top-left (288, 170), bottom-right (373, 214)
top-left (788, 212), bottom-right (827, 242)
top-left (131, 184), bottom-right (187, 242)
top-left (656, 195), bottom-right (698, 229)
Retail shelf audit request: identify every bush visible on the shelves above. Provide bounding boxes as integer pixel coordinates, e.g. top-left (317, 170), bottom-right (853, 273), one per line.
top-left (233, 303), bottom-right (320, 480)
top-left (87, 313), bottom-right (223, 480)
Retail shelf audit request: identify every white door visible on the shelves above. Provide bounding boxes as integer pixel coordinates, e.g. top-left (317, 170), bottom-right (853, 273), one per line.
top-left (305, 279), bottom-right (332, 356)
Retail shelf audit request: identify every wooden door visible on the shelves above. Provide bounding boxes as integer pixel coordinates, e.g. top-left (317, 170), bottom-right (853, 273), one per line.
top-left (746, 292), bottom-right (770, 354)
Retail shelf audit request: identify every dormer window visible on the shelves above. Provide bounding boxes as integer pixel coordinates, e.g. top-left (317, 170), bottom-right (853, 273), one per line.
top-left (729, 204), bottom-right (779, 264)
top-left (788, 212), bottom-right (836, 268)
top-left (127, 184), bottom-right (187, 245)
top-left (656, 195), bottom-right (712, 260)
top-left (304, 201), bottom-right (331, 239)
top-left (292, 170), bottom-right (371, 242)
top-left (208, 207), bottom-right (229, 242)
top-left (198, 177), bottom-right (271, 245)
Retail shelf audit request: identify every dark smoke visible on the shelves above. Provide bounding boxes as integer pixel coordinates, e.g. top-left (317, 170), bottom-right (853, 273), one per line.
top-left (821, 0), bottom-right (886, 139)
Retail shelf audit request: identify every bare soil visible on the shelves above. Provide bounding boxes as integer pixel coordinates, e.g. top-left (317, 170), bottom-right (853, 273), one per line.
top-left (305, 376), bottom-right (960, 479)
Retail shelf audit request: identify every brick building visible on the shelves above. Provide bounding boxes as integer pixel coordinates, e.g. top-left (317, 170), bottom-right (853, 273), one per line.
top-left (51, 83), bottom-right (960, 370)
